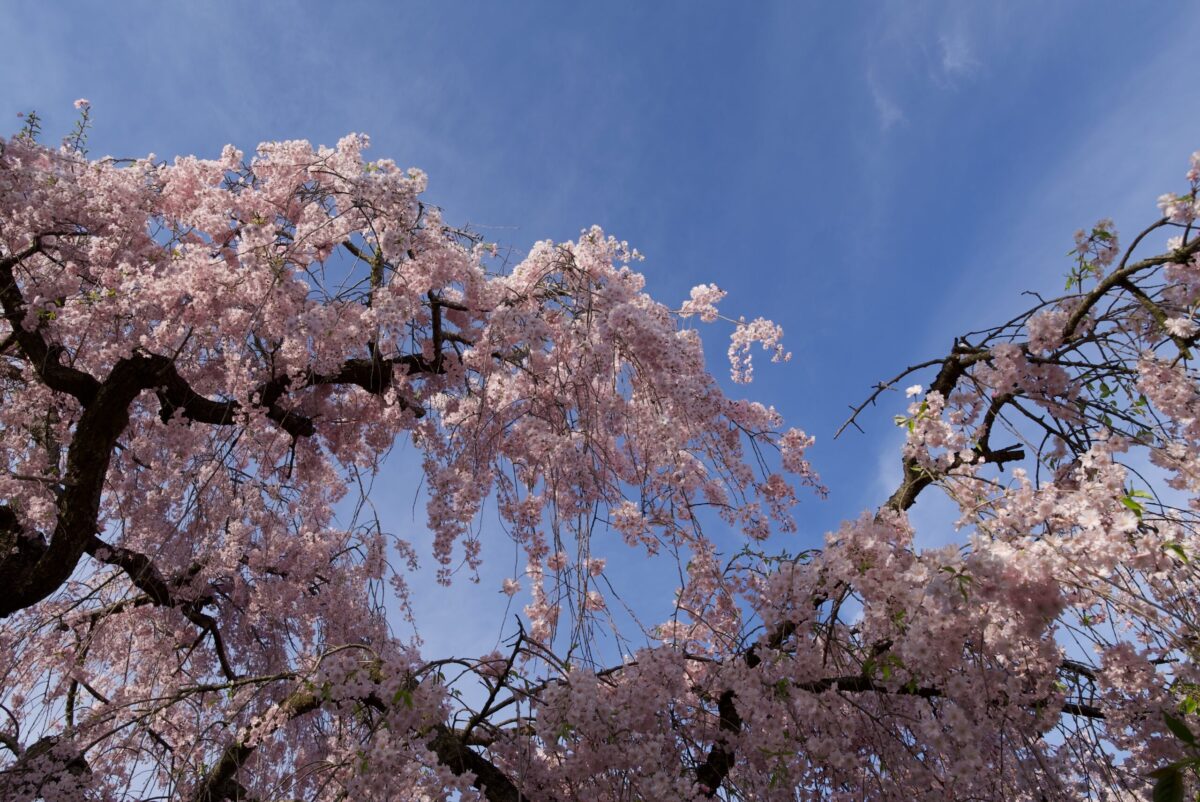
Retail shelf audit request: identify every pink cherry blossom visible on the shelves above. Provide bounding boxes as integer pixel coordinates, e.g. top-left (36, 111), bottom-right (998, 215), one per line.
top-left (3, 112), bottom-right (1200, 802)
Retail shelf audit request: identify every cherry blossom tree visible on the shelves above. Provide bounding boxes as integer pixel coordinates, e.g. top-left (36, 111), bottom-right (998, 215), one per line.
top-left (3, 106), bottom-right (1200, 801)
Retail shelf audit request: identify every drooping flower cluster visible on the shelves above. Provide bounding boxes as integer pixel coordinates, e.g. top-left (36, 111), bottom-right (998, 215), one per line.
top-left (0, 118), bottom-right (815, 800)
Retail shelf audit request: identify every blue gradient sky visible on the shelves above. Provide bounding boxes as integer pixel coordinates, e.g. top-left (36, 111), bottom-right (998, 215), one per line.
top-left (6, 1), bottom-right (1200, 656)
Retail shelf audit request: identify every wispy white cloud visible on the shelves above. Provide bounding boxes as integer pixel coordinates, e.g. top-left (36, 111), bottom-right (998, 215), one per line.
top-left (938, 28), bottom-right (980, 81)
top-left (868, 71), bottom-right (905, 131)
top-left (862, 3), bottom-right (990, 129)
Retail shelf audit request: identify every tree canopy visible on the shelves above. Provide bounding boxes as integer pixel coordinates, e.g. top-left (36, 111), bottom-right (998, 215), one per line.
top-left (4, 110), bottom-right (1200, 800)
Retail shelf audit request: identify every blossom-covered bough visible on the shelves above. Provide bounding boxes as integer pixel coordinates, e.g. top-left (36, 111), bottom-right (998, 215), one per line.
top-left (1, 107), bottom-right (1199, 800)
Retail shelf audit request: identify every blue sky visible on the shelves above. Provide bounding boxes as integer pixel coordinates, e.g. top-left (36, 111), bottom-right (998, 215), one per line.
top-left (7, 1), bottom-right (1200, 657)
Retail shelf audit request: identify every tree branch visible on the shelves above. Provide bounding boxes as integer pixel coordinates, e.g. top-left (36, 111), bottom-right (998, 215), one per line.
top-left (192, 679), bottom-right (527, 802)
top-left (0, 237), bottom-right (101, 404)
top-left (85, 535), bottom-right (237, 681)
top-left (0, 354), bottom-right (160, 617)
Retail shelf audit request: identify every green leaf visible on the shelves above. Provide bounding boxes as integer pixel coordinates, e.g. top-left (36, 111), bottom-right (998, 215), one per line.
top-left (1152, 766), bottom-right (1184, 802)
top-left (1166, 542), bottom-right (1190, 563)
top-left (1120, 495), bottom-right (1145, 518)
top-left (1166, 713), bottom-right (1197, 745)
